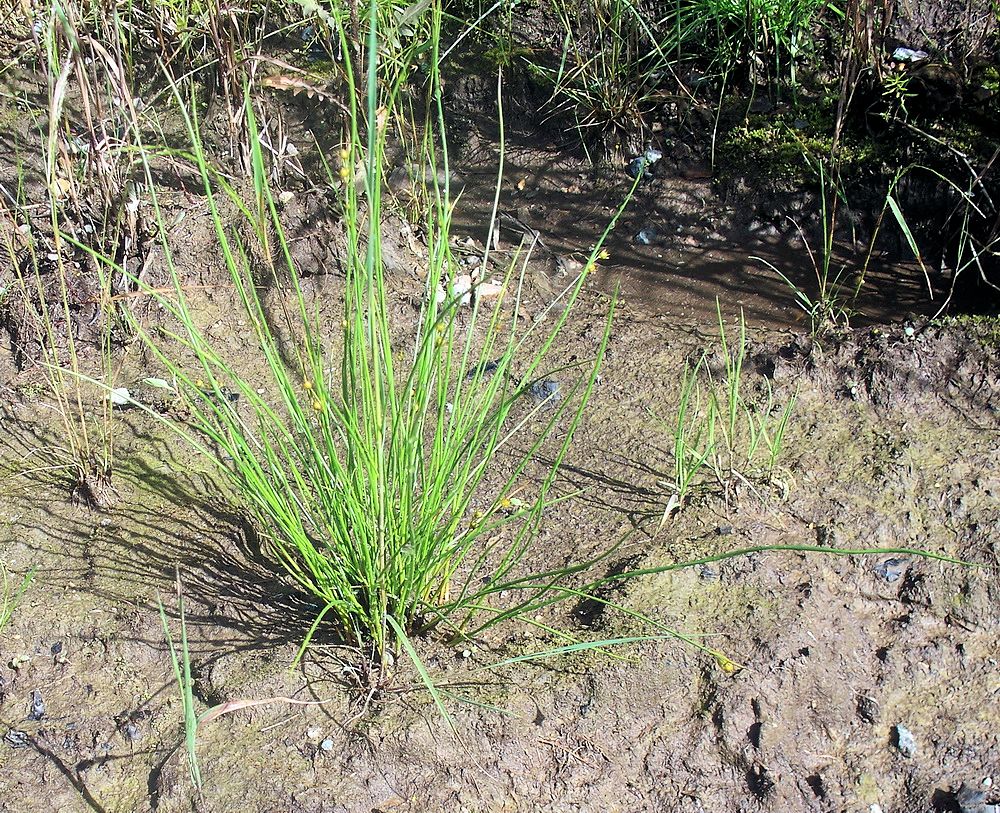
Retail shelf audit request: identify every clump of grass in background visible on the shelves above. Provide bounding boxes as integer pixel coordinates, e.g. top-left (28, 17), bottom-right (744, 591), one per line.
top-left (663, 0), bottom-right (831, 99)
top-left (3, 0), bottom-right (168, 506)
top-left (538, 0), bottom-right (677, 158)
top-left (513, 0), bottom-right (833, 159)
top-left (105, 0), bottom-right (633, 672)
top-left (660, 303), bottom-right (795, 513)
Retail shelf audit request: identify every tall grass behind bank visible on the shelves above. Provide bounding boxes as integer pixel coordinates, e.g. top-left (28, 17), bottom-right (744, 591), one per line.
top-left (508, 0), bottom-right (834, 157)
top-left (90, 0), bottom-right (633, 666)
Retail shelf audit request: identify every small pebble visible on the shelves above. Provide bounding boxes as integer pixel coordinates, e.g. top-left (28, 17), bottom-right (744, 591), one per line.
top-left (320, 738), bottom-right (335, 751)
top-left (51, 642), bottom-right (63, 656)
top-left (528, 379), bottom-right (561, 405)
top-left (958, 785), bottom-right (987, 811)
top-left (956, 784), bottom-right (1000, 813)
top-left (109, 387), bottom-right (132, 407)
top-left (633, 227), bottom-right (658, 245)
top-left (894, 724), bottom-right (917, 757)
top-left (467, 359), bottom-right (501, 380)
top-left (124, 723), bottom-right (141, 742)
top-left (625, 157), bottom-right (646, 179)
top-left (875, 557), bottom-right (909, 583)
top-left (697, 565), bottom-right (718, 582)
top-left (306, 726), bottom-right (322, 740)
top-left (28, 690), bottom-right (45, 721)
top-left (643, 147), bottom-right (663, 164)
top-left (4, 730), bottom-right (28, 749)
top-left (891, 46), bottom-right (929, 63)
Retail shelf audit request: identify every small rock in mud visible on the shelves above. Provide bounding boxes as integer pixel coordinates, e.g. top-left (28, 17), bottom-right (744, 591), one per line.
top-left (633, 227), bottom-right (658, 245)
top-left (891, 46), bottom-right (929, 63)
top-left (956, 783), bottom-right (1000, 813)
top-left (893, 724), bottom-right (917, 757)
top-left (528, 379), bottom-right (561, 405)
top-left (697, 564), bottom-right (718, 582)
top-left (50, 642), bottom-right (62, 656)
top-left (626, 157), bottom-right (647, 179)
top-left (466, 359), bottom-right (501, 380)
top-left (875, 557), bottom-right (910, 583)
top-left (28, 690), bottom-right (44, 721)
top-left (4, 730), bottom-right (29, 749)
top-left (320, 738), bottom-right (334, 751)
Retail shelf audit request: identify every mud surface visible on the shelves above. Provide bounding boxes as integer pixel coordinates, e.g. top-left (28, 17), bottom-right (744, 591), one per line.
top-left (1, 227), bottom-right (998, 811)
top-left (445, 133), bottom-right (937, 330)
top-left (2, 22), bottom-right (999, 813)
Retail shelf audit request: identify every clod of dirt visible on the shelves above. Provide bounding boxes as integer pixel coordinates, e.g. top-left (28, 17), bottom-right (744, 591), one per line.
top-left (857, 694), bottom-right (880, 724)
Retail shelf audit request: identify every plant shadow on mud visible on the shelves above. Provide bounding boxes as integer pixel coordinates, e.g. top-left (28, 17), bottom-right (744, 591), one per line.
top-left (4, 408), bottom-right (340, 658)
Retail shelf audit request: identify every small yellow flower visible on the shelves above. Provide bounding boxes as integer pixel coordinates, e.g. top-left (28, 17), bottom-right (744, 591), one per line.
top-left (338, 147), bottom-right (350, 162)
top-left (499, 497), bottom-right (512, 510)
top-left (312, 399), bottom-right (324, 412)
top-left (195, 379), bottom-right (206, 389)
top-left (303, 379), bottom-right (313, 391)
top-left (341, 318), bottom-right (349, 329)
top-left (714, 652), bottom-right (741, 675)
top-left (585, 262), bottom-right (599, 274)
top-left (338, 165), bottom-right (350, 182)
top-left (597, 248), bottom-right (610, 260)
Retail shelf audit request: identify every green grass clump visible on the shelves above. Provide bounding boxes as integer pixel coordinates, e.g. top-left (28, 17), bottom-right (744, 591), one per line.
top-left (661, 303), bottom-right (794, 511)
top-left (100, 0), bottom-right (632, 669)
top-left (664, 0), bottom-right (831, 93)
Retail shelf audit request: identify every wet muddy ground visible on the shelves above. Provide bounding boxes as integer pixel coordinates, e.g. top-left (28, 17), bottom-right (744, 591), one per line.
top-left (2, 241), bottom-right (998, 812)
top-left (2, 59), bottom-right (999, 813)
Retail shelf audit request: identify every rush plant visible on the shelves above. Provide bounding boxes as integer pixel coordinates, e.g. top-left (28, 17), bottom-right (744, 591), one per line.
top-left (101, 0), bottom-right (632, 669)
